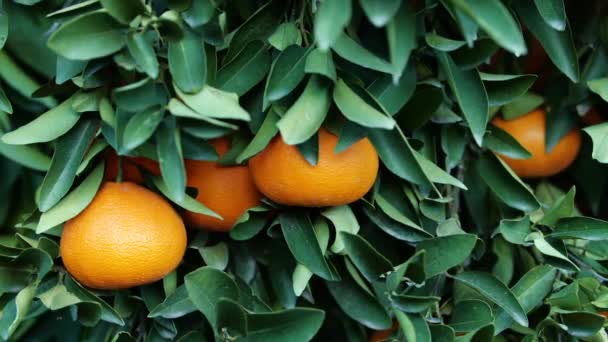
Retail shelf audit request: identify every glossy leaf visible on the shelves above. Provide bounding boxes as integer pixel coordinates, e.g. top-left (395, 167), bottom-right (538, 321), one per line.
top-left (265, 45), bottom-right (309, 103)
top-left (216, 40), bottom-right (271, 96)
top-left (534, 0), bottom-right (566, 31)
top-left (156, 117), bottom-right (186, 201)
top-left (549, 217), bottom-right (608, 240)
top-left (417, 234), bottom-right (477, 277)
top-left (333, 79), bottom-right (395, 129)
top-left (331, 33), bottom-right (392, 73)
top-left (169, 31), bottom-right (207, 94)
top-left (313, 0), bottom-right (351, 51)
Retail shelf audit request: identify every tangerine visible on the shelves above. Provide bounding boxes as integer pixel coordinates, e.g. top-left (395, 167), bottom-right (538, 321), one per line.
top-left (60, 182), bottom-right (186, 289)
top-left (249, 127), bottom-right (379, 207)
top-left (491, 109), bottom-right (581, 178)
top-left (183, 138), bottom-right (262, 232)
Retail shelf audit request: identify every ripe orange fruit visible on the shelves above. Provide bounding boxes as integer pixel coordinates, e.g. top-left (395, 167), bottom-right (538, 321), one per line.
top-left (104, 149), bottom-right (160, 183)
top-left (249, 127), bottom-right (379, 207)
top-left (369, 323), bottom-right (398, 342)
top-left (60, 182), bottom-right (187, 289)
top-left (491, 109), bottom-right (582, 178)
top-left (183, 138), bottom-right (262, 232)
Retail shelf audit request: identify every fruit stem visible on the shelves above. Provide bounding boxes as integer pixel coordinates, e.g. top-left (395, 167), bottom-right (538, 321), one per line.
top-left (117, 155), bottom-right (124, 183)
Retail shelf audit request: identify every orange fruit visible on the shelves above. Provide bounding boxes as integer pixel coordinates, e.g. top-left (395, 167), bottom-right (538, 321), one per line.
top-left (183, 138), bottom-right (262, 232)
top-left (369, 322), bottom-right (398, 342)
top-left (581, 108), bottom-right (604, 126)
top-left (104, 149), bottom-right (160, 183)
top-left (249, 127), bottom-right (379, 207)
top-left (491, 109), bottom-right (582, 178)
top-left (60, 182), bottom-right (187, 289)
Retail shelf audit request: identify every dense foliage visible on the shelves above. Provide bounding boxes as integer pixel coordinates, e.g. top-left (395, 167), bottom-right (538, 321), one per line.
top-left (2, 0), bottom-right (608, 341)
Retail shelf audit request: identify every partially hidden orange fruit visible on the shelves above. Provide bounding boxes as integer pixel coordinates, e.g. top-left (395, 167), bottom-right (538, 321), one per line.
top-left (60, 182), bottom-right (187, 289)
top-left (369, 322), bottom-right (398, 342)
top-left (581, 108), bottom-right (604, 126)
top-left (104, 149), bottom-right (160, 183)
top-left (249, 127), bottom-right (379, 207)
top-left (183, 138), bottom-right (262, 232)
top-left (491, 109), bottom-right (581, 178)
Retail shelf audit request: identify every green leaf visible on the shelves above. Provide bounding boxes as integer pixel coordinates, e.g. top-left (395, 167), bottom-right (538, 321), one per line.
top-left (360, 0), bottom-right (400, 27)
top-left (37, 162), bottom-right (104, 233)
top-left (514, 0), bottom-right (579, 82)
top-left (0, 282), bottom-right (37, 340)
top-left (0, 49), bottom-right (56, 108)
top-left (237, 110), bottom-right (279, 162)
top-left (560, 312), bottom-right (606, 338)
top-left (113, 79), bottom-right (168, 112)
top-left (534, 0), bottom-right (566, 31)
top-left (175, 85), bottom-right (250, 121)
top-left (182, 0), bottom-right (214, 27)
top-left (538, 186), bottom-right (576, 227)
top-left (0, 9), bottom-right (7, 50)
top-left (452, 39), bottom-right (498, 70)
top-left (265, 45), bottom-right (309, 103)
top-left (414, 151), bottom-right (467, 190)
top-left (498, 216), bottom-right (531, 245)
top-left (47, 12), bottom-right (126, 60)
top-left (333, 79), bottom-right (395, 129)
top-left (126, 31), bottom-right (159, 79)
top-left (397, 84), bottom-right (444, 130)
top-left (549, 217), bottom-right (608, 240)
top-left (368, 128), bottom-right (429, 186)
top-left (305, 49), bottom-right (337, 81)
top-left (184, 267), bottom-right (239, 330)
top-left (481, 73), bottom-right (537, 106)
top-left (367, 63), bottom-right (416, 115)
top-left (477, 152), bottom-right (540, 212)
top-left (168, 31), bottom-right (207, 94)
top-left (216, 40), bottom-right (271, 96)
top-left (390, 294), bottom-right (440, 314)
top-left (200, 243), bottom-right (229, 270)
top-left (152, 176), bottom-right (219, 219)
top-left (156, 116), bottom-right (186, 201)
top-left (583, 121), bottom-right (608, 163)
top-left (100, 0), bottom-right (146, 24)
top-left (453, 271), bottom-right (528, 327)
top-left (483, 124), bottom-right (532, 159)
top-left (1, 96), bottom-right (80, 145)
top-left (417, 234), bottom-right (477, 277)
top-left (501, 92), bottom-right (545, 120)
top-left (223, 0), bottom-right (285, 63)
top-left (327, 264), bottom-right (392, 330)
top-left (448, 0), bottom-right (526, 56)
top-left (395, 312), bottom-right (432, 342)
top-left (341, 232), bottom-right (392, 282)
top-left (425, 32), bottom-right (466, 51)
top-left (0, 141), bottom-right (51, 171)
top-left (313, 0), bottom-right (351, 51)
top-left (277, 76), bottom-right (331, 145)
top-left (38, 119), bottom-right (98, 212)
top-left (494, 266), bottom-right (557, 333)
top-left (148, 285), bottom-right (196, 319)
top-left (268, 22), bottom-right (302, 50)
top-left (280, 211), bottom-right (336, 281)
top-left (122, 107), bottom-right (164, 151)
top-left (588, 78), bottom-right (608, 103)
top-left (0, 84), bottom-right (11, 114)
top-left (332, 33), bottom-right (392, 73)
top-left (436, 51), bottom-right (488, 145)
top-left (449, 300), bottom-right (494, 333)
top-left (321, 205), bottom-right (360, 253)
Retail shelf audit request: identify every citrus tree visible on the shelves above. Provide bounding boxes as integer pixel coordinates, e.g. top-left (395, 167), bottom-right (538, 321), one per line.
top-left (2, 0), bottom-right (608, 341)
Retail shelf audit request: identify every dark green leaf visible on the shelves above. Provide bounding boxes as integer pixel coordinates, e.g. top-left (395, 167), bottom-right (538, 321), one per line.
top-left (313, 0), bottom-right (351, 51)
top-left (280, 211), bottom-right (336, 281)
top-left (184, 267), bottom-right (239, 329)
top-left (534, 0), bottom-right (566, 31)
top-left (437, 51), bottom-right (488, 145)
top-left (305, 49), bottom-right (337, 81)
top-left (277, 76), bottom-right (331, 145)
top-left (38, 119), bottom-right (98, 211)
top-left (156, 116), bottom-right (186, 201)
top-left (390, 294), bottom-right (440, 314)
top-left (514, 0), bottom-right (579, 82)
top-left (360, 0), bottom-right (400, 27)
top-left (453, 271), bottom-right (528, 327)
top-left (333, 79), bottom-right (395, 129)
top-left (549, 216), bottom-right (608, 240)
top-left (268, 22), bottom-right (302, 50)
top-left (341, 232), bottom-right (392, 282)
top-left (100, 0), bottom-right (146, 24)
top-left (265, 45), bottom-right (309, 103)
top-left (448, 0), bottom-right (526, 55)
top-left (47, 12), bottom-right (126, 60)
top-left (425, 32), bottom-right (466, 51)
top-left (481, 73), bottom-right (537, 106)
top-left (367, 63), bottom-right (416, 115)
top-left (560, 312), bottom-right (606, 338)
top-left (216, 40), bottom-right (270, 96)
top-left (126, 31), bottom-right (159, 79)
top-left (538, 186), bottom-right (576, 227)
top-left (417, 234), bottom-right (477, 277)
top-left (332, 34), bottom-right (392, 73)
top-left (483, 124), bottom-right (532, 159)
top-left (449, 300), bottom-right (494, 333)
top-left (169, 31), bottom-right (207, 94)
top-left (182, 0), bottom-right (214, 27)
top-left (122, 107), bottom-right (164, 151)
top-left (477, 152), bottom-right (540, 212)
